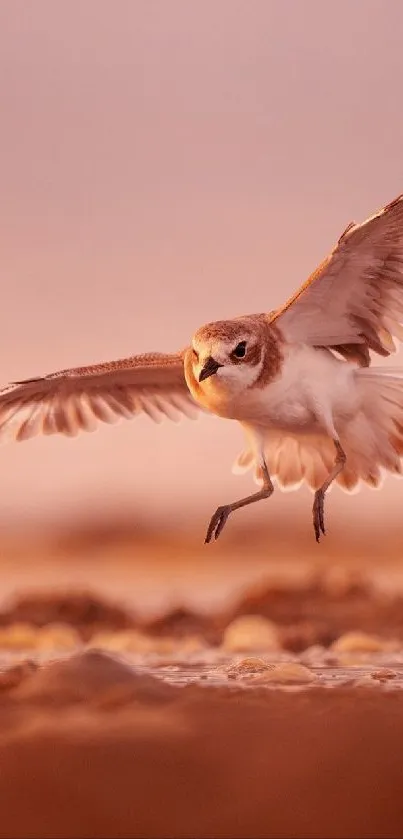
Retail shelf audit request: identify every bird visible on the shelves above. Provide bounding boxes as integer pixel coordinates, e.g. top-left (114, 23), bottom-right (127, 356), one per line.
top-left (2, 192), bottom-right (403, 543)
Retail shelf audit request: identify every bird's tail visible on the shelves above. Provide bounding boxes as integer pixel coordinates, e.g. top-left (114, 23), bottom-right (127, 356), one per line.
top-left (232, 367), bottom-right (403, 493)
top-left (345, 366), bottom-right (403, 488)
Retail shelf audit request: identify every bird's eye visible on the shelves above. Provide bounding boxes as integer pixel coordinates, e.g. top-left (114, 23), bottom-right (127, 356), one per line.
top-left (192, 348), bottom-right (199, 362)
top-left (233, 341), bottom-right (247, 359)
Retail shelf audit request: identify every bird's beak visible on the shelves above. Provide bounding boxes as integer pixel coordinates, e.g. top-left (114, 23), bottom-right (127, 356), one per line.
top-left (198, 356), bottom-right (222, 382)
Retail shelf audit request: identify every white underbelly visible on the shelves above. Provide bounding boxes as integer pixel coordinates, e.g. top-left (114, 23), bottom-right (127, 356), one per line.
top-left (236, 345), bottom-right (358, 434)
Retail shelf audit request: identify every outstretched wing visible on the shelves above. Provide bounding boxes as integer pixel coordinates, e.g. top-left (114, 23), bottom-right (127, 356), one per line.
top-left (271, 194), bottom-right (403, 365)
top-left (0, 351), bottom-right (201, 442)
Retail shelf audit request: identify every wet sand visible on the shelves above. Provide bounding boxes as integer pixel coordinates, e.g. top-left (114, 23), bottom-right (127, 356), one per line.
top-left (1, 524), bottom-right (403, 837)
top-left (0, 648), bottom-right (403, 838)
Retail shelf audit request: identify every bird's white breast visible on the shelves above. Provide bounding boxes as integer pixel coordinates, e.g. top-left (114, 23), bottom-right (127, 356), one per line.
top-left (233, 344), bottom-right (358, 434)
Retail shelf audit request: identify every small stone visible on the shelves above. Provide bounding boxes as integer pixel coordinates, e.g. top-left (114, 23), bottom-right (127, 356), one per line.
top-left (0, 623), bottom-right (39, 649)
top-left (222, 616), bottom-right (280, 652)
top-left (36, 623), bottom-right (81, 650)
top-left (331, 632), bottom-right (392, 653)
top-left (335, 653), bottom-right (372, 667)
top-left (226, 657), bottom-right (273, 678)
top-left (371, 669), bottom-right (397, 682)
top-left (15, 649), bottom-right (176, 705)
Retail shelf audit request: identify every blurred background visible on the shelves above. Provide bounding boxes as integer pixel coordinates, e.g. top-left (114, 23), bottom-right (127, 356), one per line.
top-left (0, 0), bottom-right (403, 613)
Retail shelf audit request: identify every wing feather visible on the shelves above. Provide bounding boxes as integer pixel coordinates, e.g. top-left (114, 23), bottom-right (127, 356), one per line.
top-left (272, 194), bottom-right (403, 363)
top-left (0, 351), bottom-right (200, 443)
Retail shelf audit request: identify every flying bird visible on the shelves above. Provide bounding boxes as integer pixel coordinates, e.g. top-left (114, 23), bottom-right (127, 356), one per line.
top-left (2, 194), bottom-right (403, 542)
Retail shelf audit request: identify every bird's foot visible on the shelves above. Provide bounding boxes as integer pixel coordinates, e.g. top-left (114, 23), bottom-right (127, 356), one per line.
top-left (205, 505), bottom-right (231, 543)
top-left (312, 489), bottom-right (326, 542)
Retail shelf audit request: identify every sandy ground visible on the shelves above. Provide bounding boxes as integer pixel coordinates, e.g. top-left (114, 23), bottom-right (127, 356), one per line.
top-left (0, 648), bottom-right (403, 838)
top-left (1, 522), bottom-right (403, 837)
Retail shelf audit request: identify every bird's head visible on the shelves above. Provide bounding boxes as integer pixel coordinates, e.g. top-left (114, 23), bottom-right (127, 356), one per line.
top-left (189, 317), bottom-right (269, 395)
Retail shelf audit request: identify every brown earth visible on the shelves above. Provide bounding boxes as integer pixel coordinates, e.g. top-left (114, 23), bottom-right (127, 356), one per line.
top-left (3, 568), bottom-right (403, 652)
top-left (0, 649), bottom-right (403, 838)
top-left (0, 522), bottom-right (403, 837)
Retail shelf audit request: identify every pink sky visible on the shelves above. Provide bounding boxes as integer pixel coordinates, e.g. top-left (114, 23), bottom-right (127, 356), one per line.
top-left (1, 0), bottom-right (403, 530)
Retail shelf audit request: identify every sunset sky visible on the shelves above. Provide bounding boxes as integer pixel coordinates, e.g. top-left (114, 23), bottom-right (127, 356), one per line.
top-left (1, 0), bottom-right (403, 531)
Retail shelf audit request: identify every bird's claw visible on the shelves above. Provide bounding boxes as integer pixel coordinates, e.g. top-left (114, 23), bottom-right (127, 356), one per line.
top-left (205, 505), bottom-right (231, 543)
top-left (312, 489), bottom-right (326, 542)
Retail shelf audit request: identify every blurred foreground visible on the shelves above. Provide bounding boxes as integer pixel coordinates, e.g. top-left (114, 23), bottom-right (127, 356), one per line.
top-left (1, 514), bottom-right (403, 837)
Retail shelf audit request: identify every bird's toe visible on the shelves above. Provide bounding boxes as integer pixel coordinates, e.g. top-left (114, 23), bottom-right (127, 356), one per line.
top-left (205, 505), bottom-right (231, 543)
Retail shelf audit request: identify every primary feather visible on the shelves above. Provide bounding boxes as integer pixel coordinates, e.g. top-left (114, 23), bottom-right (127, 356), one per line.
top-left (0, 352), bottom-right (200, 443)
top-left (271, 194), bottom-right (403, 364)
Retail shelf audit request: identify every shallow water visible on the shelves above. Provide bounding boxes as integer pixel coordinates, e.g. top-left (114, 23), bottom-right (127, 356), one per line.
top-left (2, 646), bottom-right (403, 691)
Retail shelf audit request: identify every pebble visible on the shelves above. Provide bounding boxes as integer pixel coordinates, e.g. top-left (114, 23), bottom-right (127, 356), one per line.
top-left (222, 616), bottom-right (281, 652)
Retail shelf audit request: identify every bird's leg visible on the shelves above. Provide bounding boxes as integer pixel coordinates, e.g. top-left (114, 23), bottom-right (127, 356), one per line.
top-left (313, 439), bottom-right (346, 542)
top-left (205, 459), bottom-right (274, 543)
